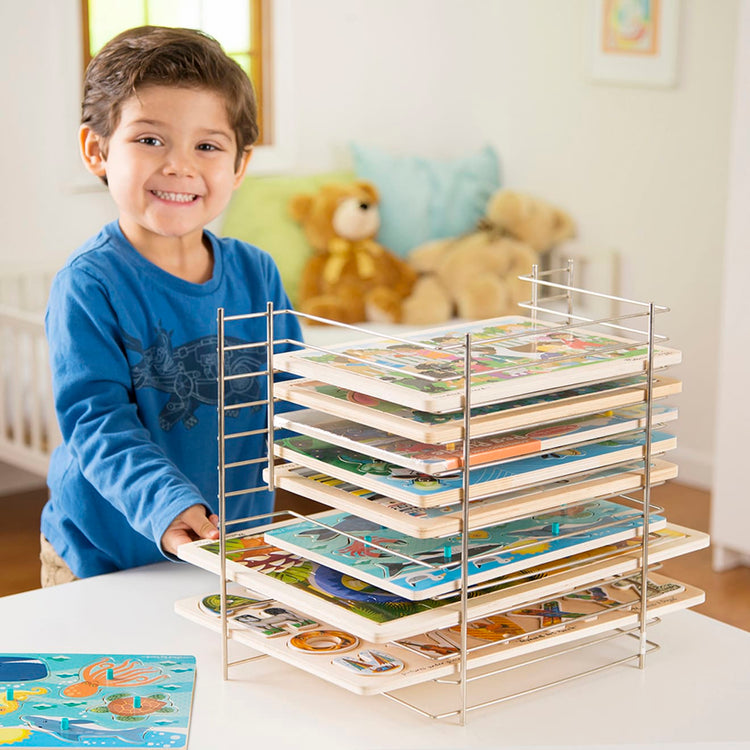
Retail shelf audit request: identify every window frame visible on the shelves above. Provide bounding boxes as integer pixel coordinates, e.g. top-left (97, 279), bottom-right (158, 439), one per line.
top-left (80, 0), bottom-right (273, 145)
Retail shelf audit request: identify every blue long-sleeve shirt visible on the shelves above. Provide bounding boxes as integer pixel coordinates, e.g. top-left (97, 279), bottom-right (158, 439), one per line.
top-left (43, 221), bottom-right (302, 577)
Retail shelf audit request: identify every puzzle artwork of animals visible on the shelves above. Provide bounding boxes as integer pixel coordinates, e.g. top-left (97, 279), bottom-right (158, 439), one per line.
top-left (176, 523), bottom-right (707, 644)
top-left (274, 403), bottom-right (677, 474)
top-left (262, 501), bottom-right (666, 600)
top-left (272, 316), bottom-right (682, 412)
top-left (0, 653), bottom-right (195, 749)
top-left (273, 375), bottom-right (682, 444)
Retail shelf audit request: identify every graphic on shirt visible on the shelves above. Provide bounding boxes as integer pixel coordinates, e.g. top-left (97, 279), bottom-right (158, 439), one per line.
top-left (123, 326), bottom-right (264, 430)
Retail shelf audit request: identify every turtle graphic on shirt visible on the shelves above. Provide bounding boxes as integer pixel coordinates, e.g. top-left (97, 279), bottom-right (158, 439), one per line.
top-left (123, 325), bottom-right (264, 430)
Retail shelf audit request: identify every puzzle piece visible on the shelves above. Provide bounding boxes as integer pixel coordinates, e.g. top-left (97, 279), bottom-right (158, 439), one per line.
top-left (611, 573), bottom-right (685, 601)
top-left (509, 600), bottom-right (585, 627)
top-left (396, 630), bottom-right (460, 659)
top-left (232, 606), bottom-right (317, 638)
top-left (333, 649), bottom-right (404, 676)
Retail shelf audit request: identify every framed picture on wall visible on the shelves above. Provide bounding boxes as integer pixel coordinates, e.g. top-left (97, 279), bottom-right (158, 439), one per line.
top-left (587, 0), bottom-right (681, 87)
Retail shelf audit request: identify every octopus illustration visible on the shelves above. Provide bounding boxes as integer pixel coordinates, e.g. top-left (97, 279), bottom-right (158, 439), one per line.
top-left (62, 657), bottom-right (167, 698)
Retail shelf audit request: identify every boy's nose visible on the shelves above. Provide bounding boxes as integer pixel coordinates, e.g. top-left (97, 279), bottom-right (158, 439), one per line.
top-left (163, 148), bottom-right (196, 177)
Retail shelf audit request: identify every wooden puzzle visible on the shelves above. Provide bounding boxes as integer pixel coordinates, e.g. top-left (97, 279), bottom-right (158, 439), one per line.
top-left (268, 458), bottom-right (679, 537)
top-left (174, 572), bottom-right (703, 696)
top-left (273, 430), bottom-right (676, 508)
top-left (177, 523), bottom-right (707, 643)
top-left (273, 316), bottom-right (682, 412)
top-left (273, 375), bottom-right (682, 444)
top-left (262, 500), bottom-right (666, 600)
top-left (394, 572), bottom-right (690, 662)
top-left (274, 403), bottom-right (677, 474)
top-left (0, 653), bottom-right (195, 748)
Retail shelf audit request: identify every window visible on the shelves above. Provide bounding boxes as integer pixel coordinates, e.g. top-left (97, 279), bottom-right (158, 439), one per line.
top-left (81, 0), bottom-right (271, 144)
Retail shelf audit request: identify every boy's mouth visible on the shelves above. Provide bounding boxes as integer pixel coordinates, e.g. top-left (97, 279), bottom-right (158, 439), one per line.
top-left (151, 190), bottom-right (198, 203)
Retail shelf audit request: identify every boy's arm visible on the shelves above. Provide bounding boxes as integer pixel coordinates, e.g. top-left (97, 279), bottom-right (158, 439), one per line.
top-left (46, 267), bottom-right (218, 555)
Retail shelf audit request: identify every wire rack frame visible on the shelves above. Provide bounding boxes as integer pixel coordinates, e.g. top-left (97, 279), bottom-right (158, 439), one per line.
top-left (211, 261), bottom-right (669, 722)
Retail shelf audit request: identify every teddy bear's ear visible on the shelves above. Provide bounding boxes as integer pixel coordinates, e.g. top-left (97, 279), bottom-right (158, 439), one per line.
top-left (551, 209), bottom-right (576, 242)
top-left (289, 194), bottom-right (314, 223)
top-left (487, 190), bottom-right (521, 228)
top-left (354, 180), bottom-right (380, 204)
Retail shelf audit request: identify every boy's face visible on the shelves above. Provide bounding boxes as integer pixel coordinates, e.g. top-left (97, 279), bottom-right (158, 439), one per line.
top-left (79, 85), bottom-right (250, 253)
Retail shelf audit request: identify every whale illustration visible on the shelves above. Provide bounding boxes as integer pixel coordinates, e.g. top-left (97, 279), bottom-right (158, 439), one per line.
top-left (21, 714), bottom-right (148, 743)
top-left (0, 656), bottom-right (48, 681)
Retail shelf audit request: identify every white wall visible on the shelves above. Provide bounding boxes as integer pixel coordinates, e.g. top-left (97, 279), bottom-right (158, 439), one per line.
top-left (711, 0), bottom-right (750, 568)
top-left (0, 0), bottom-right (739, 488)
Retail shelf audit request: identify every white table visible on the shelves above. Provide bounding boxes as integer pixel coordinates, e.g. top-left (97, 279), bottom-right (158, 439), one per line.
top-left (3, 562), bottom-right (749, 750)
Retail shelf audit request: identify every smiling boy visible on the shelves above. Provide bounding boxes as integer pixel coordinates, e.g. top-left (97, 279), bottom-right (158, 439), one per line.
top-left (41, 26), bottom-right (302, 582)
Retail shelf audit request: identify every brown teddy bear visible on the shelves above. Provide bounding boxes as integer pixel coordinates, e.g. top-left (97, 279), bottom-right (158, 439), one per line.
top-left (401, 189), bottom-right (576, 325)
top-left (289, 180), bottom-right (417, 325)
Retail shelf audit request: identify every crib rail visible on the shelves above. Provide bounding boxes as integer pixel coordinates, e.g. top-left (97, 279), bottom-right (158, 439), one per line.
top-left (0, 268), bottom-right (59, 476)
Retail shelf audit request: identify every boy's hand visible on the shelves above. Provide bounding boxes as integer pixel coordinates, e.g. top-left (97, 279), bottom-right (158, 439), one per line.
top-left (161, 504), bottom-right (220, 556)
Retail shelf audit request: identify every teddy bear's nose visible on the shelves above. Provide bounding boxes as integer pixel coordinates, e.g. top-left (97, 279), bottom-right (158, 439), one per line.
top-left (360, 202), bottom-right (370, 210)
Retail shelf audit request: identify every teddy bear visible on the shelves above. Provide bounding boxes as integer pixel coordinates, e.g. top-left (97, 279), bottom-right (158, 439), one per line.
top-left (289, 180), bottom-right (417, 325)
top-left (400, 189), bottom-right (576, 325)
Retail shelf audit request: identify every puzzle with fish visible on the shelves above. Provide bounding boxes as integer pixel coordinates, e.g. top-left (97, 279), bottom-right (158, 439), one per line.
top-left (0, 653), bottom-right (195, 748)
top-left (263, 499), bottom-right (667, 600)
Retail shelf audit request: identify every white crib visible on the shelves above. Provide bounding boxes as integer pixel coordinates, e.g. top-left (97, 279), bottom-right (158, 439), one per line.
top-left (0, 266), bottom-right (422, 479)
top-left (0, 268), bottom-right (60, 476)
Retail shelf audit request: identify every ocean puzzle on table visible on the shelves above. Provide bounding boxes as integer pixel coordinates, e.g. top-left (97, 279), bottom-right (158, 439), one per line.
top-left (273, 316), bottom-right (681, 412)
top-left (262, 500), bottom-right (666, 600)
top-left (269, 458), bottom-right (678, 538)
top-left (274, 403), bottom-right (677, 474)
top-left (273, 375), bottom-right (682, 444)
top-left (0, 653), bottom-right (195, 749)
top-left (177, 524), bottom-right (707, 642)
top-left (273, 430), bottom-right (676, 507)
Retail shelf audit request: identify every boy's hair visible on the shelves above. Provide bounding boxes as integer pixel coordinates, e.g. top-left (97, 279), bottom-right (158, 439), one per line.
top-left (81, 26), bottom-right (258, 169)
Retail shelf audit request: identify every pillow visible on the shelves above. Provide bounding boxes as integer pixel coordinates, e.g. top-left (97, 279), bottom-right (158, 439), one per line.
top-left (221, 170), bottom-right (355, 305)
top-left (350, 143), bottom-right (500, 258)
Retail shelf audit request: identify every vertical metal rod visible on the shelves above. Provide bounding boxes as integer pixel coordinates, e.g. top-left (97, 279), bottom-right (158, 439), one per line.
top-left (566, 258), bottom-right (574, 323)
top-left (530, 263), bottom-right (539, 354)
top-left (217, 308), bottom-right (229, 681)
top-left (265, 302), bottom-right (276, 491)
top-left (639, 301), bottom-right (656, 668)
top-left (459, 331), bottom-right (472, 725)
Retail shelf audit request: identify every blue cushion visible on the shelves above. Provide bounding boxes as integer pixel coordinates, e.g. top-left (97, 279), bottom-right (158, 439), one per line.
top-left (350, 143), bottom-right (501, 257)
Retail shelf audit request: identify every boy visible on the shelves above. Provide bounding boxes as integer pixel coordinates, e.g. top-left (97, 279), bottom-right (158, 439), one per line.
top-left (40, 26), bottom-right (302, 584)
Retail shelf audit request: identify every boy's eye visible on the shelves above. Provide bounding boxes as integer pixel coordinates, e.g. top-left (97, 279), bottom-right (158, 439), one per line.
top-left (197, 143), bottom-right (220, 152)
top-left (137, 137), bottom-right (162, 147)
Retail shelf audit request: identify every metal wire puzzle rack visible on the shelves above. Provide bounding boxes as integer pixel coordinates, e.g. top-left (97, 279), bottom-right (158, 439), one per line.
top-left (210, 261), bottom-right (676, 724)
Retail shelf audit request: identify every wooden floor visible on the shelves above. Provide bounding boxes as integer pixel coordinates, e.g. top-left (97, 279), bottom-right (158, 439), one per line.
top-left (1, 482), bottom-right (749, 632)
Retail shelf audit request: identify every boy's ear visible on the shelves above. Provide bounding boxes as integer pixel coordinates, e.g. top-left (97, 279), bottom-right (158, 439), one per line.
top-left (233, 147), bottom-right (253, 188)
top-left (79, 125), bottom-right (107, 178)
